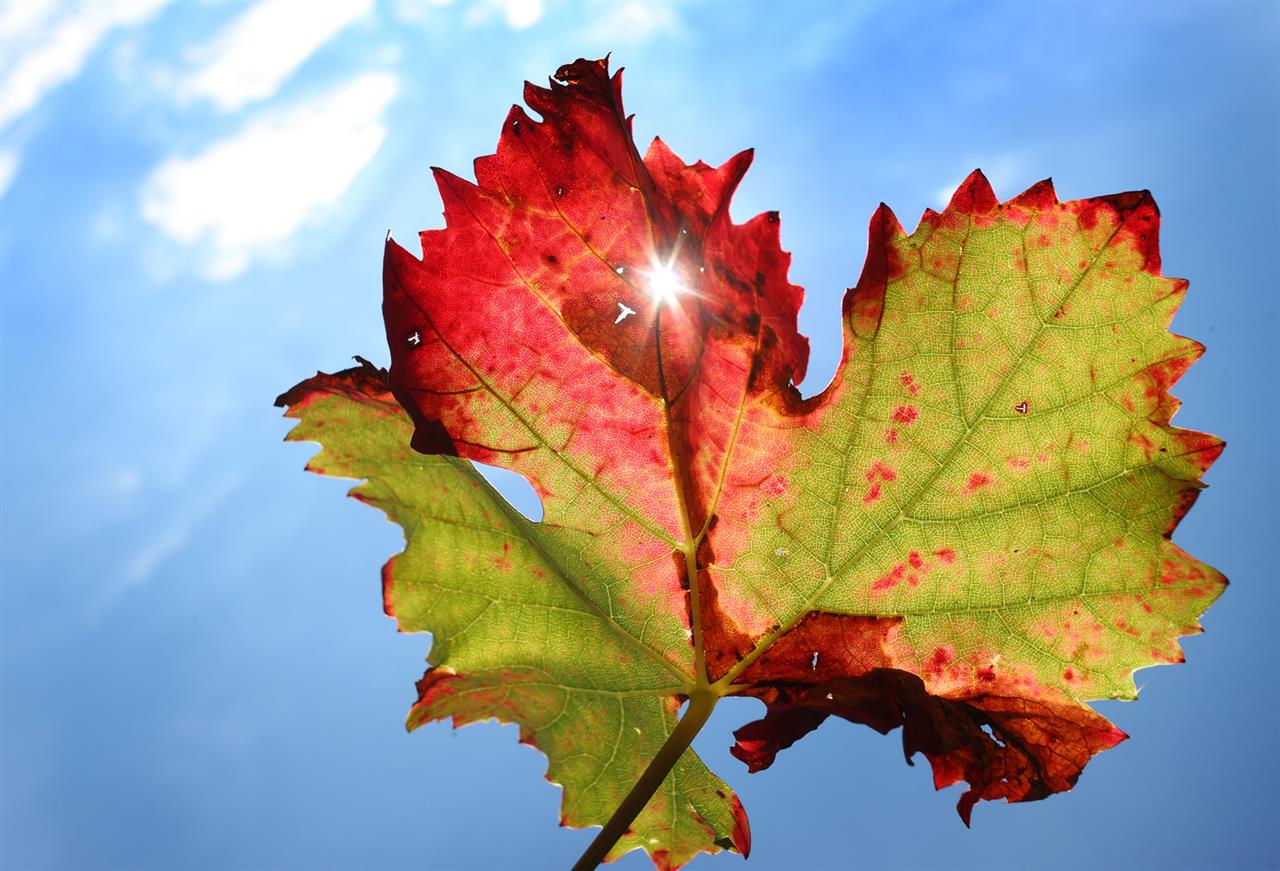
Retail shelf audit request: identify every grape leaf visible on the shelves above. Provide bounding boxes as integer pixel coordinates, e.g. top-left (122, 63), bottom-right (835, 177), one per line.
top-left (277, 57), bottom-right (1224, 869)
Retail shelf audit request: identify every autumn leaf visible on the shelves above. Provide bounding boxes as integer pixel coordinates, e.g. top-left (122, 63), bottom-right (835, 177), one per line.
top-left (276, 57), bottom-right (1224, 870)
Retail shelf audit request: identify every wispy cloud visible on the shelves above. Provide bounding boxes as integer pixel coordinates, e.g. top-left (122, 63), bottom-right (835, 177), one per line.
top-left (140, 72), bottom-right (397, 280)
top-left (390, 0), bottom-right (454, 24)
top-left (180, 0), bottom-right (372, 112)
top-left (390, 0), bottom-right (546, 31)
top-left (0, 148), bottom-right (18, 199)
top-left (103, 470), bottom-right (244, 617)
top-left (0, 0), bottom-right (168, 133)
top-left (503, 0), bottom-right (543, 30)
top-left (0, 0), bottom-right (167, 200)
top-left (578, 0), bottom-right (678, 44)
top-left (460, 0), bottom-right (543, 30)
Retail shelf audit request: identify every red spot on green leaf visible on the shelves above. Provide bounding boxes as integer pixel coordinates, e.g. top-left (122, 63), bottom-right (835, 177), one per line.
top-left (866, 461), bottom-right (897, 483)
top-left (966, 472), bottom-right (991, 491)
top-left (873, 562), bottom-right (909, 591)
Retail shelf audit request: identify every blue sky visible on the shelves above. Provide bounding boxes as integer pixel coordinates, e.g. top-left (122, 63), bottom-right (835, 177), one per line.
top-left (1, 1), bottom-right (1277, 869)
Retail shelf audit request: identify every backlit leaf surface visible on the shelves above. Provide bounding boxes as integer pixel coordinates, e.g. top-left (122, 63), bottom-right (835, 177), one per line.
top-left (277, 57), bottom-right (1223, 869)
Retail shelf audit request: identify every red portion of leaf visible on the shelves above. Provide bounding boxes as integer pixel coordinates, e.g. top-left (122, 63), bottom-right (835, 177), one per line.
top-left (1008, 177), bottom-right (1059, 211)
top-left (727, 794), bottom-right (750, 858)
top-left (382, 57), bottom-right (809, 525)
top-left (275, 355), bottom-right (396, 418)
top-left (732, 671), bottom-right (1125, 825)
top-left (381, 57), bottom-right (813, 670)
top-left (725, 611), bottom-right (1127, 822)
top-left (946, 169), bottom-right (1000, 215)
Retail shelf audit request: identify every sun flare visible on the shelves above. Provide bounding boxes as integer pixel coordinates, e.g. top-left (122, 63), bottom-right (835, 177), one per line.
top-left (644, 263), bottom-right (685, 306)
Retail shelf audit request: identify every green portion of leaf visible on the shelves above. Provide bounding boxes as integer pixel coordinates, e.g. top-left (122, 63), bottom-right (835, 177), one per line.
top-left (712, 183), bottom-right (1223, 706)
top-left (277, 362), bottom-right (747, 869)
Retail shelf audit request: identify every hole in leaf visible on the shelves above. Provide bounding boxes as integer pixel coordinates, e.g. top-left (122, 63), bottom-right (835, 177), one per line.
top-left (980, 722), bottom-right (1007, 748)
top-left (470, 460), bottom-right (544, 522)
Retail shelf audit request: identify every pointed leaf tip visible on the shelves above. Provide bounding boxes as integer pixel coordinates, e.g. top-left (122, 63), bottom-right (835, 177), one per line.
top-left (1011, 178), bottom-right (1058, 209)
top-left (729, 795), bottom-right (751, 858)
top-left (849, 203), bottom-right (905, 296)
top-left (946, 169), bottom-right (998, 214)
top-left (1074, 189), bottom-right (1162, 273)
top-left (871, 201), bottom-right (904, 237)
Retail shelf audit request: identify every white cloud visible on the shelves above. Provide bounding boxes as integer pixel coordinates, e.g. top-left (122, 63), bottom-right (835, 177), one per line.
top-left (0, 0), bottom-right (58, 40)
top-left (0, 0), bottom-right (168, 133)
top-left (181, 0), bottom-right (372, 112)
top-left (391, 0), bottom-right (453, 23)
top-left (579, 0), bottom-right (677, 44)
top-left (0, 148), bottom-right (19, 199)
top-left (933, 180), bottom-right (960, 209)
top-left (504, 0), bottom-right (542, 30)
top-left (140, 72), bottom-right (397, 280)
top-left (462, 0), bottom-right (542, 30)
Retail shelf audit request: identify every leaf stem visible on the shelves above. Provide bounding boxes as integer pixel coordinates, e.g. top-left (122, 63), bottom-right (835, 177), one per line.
top-left (652, 310), bottom-right (708, 688)
top-left (570, 690), bottom-right (718, 871)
